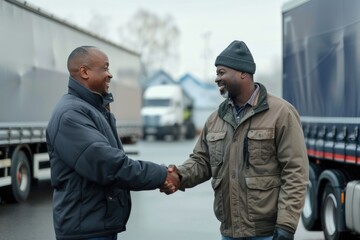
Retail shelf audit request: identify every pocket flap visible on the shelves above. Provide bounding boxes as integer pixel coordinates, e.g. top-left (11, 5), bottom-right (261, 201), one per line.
top-left (247, 129), bottom-right (274, 140)
top-left (206, 132), bottom-right (226, 142)
top-left (245, 175), bottom-right (281, 190)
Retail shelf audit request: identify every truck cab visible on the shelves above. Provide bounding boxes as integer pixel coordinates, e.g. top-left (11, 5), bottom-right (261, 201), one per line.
top-left (141, 84), bottom-right (195, 140)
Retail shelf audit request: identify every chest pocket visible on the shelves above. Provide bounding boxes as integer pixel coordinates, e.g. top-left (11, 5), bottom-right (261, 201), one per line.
top-left (247, 128), bottom-right (275, 165)
top-left (207, 132), bottom-right (226, 166)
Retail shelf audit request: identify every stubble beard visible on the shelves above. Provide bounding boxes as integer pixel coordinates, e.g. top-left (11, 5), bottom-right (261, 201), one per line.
top-left (221, 91), bottom-right (229, 99)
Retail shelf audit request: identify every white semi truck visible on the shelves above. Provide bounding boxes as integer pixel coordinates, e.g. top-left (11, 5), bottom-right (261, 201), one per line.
top-left (0, 0), bottom-right (143, 203)
top-left (141, 84), bottom-right (196, 140)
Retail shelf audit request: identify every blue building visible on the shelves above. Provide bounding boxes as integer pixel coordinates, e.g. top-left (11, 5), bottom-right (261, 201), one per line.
top-left (178, 73), bottom-right (223, 131)
top-left (142, 70), bottom-right (223, 132)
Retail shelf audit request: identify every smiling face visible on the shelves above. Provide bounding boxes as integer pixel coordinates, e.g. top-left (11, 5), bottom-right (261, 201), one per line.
top-left (215, 65), bottom-right (256, 106)
top-left (215, 65), bottom-right (244, 99)
top-left (82, 48), bottom-right (113, 95)
top-left (67, 47), bottom-right (113, 95)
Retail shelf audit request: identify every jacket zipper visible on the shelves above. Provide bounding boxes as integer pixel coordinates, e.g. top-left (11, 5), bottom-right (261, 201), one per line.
top-left (243, 118), bottom-right (252, 169)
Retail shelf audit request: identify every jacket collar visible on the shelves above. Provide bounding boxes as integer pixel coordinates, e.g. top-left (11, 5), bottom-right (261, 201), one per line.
top-left (218, 82), bottom-right (269, 121)
top-left (68, 77), bottom-right (114, 110)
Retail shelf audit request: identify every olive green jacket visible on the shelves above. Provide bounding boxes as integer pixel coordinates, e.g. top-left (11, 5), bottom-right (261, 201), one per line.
top-left (177, 83), bottom-right (309, 237)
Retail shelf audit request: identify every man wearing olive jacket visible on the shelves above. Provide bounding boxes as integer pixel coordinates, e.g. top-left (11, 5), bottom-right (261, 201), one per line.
top-left (167, 40), bottom-right (309, 240)
top-left (46, 46), bottom-right (178, 240)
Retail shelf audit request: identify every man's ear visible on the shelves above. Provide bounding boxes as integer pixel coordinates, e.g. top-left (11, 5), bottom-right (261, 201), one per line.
top-left (240, 72), bottom-right (246, 79)
top-left (79, 65), bottom-right (89, 79)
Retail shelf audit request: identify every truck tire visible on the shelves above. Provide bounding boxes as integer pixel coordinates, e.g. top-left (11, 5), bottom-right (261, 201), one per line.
top-left (301, 163), bottom-right (321, 230)
top-left (1, 150), bottom-right (31, 203)
top-left (172, 125), bottom-right (180, 141)
top-left (156, 134), bottom-right (164, 140)
top-left (185, 122), bottom-right (196, 139)
top-left (321, 183), bottom-right (356, 240)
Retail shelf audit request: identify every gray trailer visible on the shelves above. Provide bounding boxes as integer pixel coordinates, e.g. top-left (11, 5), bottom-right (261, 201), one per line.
top-left (283, 0), bottom-right (360, 239)
top-left (0, 0), bottom-right (143, 203)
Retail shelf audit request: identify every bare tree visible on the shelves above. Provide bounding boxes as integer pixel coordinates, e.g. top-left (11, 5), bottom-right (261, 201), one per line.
top-left (87, 12), bottom-right (110, 38)
top-left (118, 9), bottom-right (180, 79)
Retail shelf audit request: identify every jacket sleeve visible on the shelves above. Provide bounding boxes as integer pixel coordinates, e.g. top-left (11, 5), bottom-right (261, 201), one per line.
top-left (52, 109), bottom-right (167, 190)
top-left (177, 126), bottom-right (212, 189)
top-left (275, 105), bottom-right (309, 232)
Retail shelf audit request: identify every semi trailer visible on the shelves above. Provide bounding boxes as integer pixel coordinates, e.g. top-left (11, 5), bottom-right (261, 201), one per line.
top-left (282, 0), bottom-right (360, 239)
top-left (0, 0), bottom-right (142, 203)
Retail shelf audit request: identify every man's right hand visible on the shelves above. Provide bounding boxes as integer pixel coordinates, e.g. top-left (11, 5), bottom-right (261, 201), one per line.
top-left (160, 165), bottom-right (180, 195)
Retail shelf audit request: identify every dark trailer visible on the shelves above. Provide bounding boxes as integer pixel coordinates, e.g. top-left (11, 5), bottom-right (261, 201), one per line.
top-left (282, 0), bottom-right (360, 239)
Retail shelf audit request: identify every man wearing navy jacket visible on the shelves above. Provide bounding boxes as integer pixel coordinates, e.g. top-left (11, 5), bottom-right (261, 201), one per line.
top-left (46, 46), bottom-right (178, 240)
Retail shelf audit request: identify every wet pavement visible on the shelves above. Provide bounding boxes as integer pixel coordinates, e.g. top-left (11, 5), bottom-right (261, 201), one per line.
top-left (0, 139), bottom-right (324, 240)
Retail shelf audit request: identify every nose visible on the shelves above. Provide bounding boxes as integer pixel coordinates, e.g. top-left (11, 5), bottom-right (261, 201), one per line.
top-left (108, 71), bottom-right (113, 79)
top-left (215, 75), bottom-right (221, 84)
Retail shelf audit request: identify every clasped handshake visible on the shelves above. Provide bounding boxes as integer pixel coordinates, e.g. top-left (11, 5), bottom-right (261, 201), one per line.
top-left (160, 165), bottom-right (181, 195)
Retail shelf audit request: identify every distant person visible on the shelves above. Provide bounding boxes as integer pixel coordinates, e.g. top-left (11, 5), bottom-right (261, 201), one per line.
top-left (46, 46), bottom-right (179, 240)
top-left (183, 105), bottom-right (192, 122)
top-left (162, 40), bottom-right (309, 240)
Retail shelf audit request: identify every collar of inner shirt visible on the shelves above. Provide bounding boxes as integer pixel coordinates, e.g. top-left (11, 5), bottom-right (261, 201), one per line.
top-left (229, 84), bottom-right (259, 118)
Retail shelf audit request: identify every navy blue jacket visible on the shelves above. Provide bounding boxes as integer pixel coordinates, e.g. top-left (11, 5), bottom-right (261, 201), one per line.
top-left (46, 78), bottom-right (167, 239)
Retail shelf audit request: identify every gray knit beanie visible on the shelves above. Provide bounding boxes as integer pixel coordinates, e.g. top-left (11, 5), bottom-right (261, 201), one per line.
top-left (215, 40), bottom-right (256, 74)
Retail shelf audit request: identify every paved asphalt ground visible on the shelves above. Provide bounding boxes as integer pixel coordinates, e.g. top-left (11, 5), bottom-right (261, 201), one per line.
top-left (0, 138), bottom-right (325, 240)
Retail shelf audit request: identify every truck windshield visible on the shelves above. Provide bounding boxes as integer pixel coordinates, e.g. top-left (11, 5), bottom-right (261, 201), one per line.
top-left (144, 99), bottom-right (171, 107)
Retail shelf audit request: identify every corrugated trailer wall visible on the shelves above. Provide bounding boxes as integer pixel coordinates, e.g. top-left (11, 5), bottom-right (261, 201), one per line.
top-left (0, 0), bottom-right (142, 137)
top-left (282, 0), bottom-right (360, 163)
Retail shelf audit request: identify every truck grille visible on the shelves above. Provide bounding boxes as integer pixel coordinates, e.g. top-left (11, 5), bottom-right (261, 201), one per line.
top-left (143, 115), bottom-right (160, 126)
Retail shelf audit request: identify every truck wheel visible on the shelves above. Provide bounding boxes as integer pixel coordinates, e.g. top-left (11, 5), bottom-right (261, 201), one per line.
top-left (172, 125), bottom-right (180, 141)
top-left (1, 150), bottom-right (31, 203)
top-left (321, 183), bottom-right (355, 240)
top-left (156, 134), bottom-right (164, 140)
top-left (185, 122), bottom-right (196, 139)
top-left (321, 183), bottom-right (339, 240)
top-left (301, 163), bottom-right (321, 230)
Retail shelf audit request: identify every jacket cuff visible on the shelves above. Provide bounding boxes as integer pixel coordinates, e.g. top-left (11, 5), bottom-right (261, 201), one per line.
top-left (276, 209), bottom-right (298, 233)
top-left (175, 165), bottom-right (188, 191)
top-left (159, 164), bottom-right (168, 187)
top-left (275, 224), bottom-right (295, 234)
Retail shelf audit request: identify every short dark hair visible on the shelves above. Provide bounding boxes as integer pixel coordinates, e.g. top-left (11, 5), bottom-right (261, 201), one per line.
top-left (67, 46), bottom-right (95, 67)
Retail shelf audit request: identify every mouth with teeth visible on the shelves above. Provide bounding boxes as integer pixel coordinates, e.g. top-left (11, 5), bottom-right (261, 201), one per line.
top-left (105, 80), bottom-right (110, 92)
top-left (219, 85), bottom-right (224, 91)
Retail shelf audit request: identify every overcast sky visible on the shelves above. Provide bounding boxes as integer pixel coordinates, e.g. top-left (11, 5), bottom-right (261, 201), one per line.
top-left (27, 0), bottom-right (290, 84)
